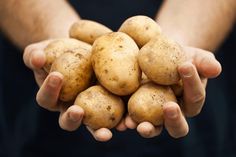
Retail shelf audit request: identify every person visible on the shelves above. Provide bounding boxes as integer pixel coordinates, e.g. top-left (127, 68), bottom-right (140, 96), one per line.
top-left (0, 0), bottom-right (235, 156)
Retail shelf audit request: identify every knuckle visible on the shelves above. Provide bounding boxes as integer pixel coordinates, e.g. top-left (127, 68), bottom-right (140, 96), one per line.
top-left (190, 92), bottom-right (206, 105)
top-left (183, 92), bottom-right (206, 117)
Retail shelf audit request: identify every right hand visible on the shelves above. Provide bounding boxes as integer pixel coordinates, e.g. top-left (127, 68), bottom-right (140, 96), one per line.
top-left (23, 39), bottom-right (127, 142)
top-left (124, 46), bottom-right (222, 139)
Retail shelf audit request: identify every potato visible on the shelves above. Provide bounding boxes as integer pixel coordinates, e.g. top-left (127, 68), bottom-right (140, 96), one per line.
top-left (44, 38), bottom-right (91, 73)
top-left (91, 32), bottom-right (141, 96)
top-left (128, 82), bottom-right (177, 126)
top-left (171, 80), bottom-right (183, 97)
top-left (141, 72), bottom-right (149, 85)
top-left (74, 85), bottom-right (125, 130)
top-left (118, 15), bottom-right (161, 47)
top-left (50, 52), bottom-right (93, 102)
top-left (69, 20), bottom-right (112, 44)
top-left (138, 35), bottom-right (187, 85)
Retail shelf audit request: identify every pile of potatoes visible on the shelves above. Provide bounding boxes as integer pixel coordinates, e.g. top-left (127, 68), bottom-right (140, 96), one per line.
top-left (43, 16), bottom-right (186, 130)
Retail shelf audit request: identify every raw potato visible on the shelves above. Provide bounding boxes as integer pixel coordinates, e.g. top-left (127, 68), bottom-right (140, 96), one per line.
top-left (171, 80), bottom-right (183, 97)
top-left (74, 85), bottom-right (125, 130)
top-left (91, 32), bottom-right (141, 96)
top-left (69, 20), bottom-right (113, 44)
top-left (141, 72), bottom-right (150, 85)
top-left (50, 52), bottom-right (93, 102)
top-left (44, 38), bottom-right (91, 73)
top-left (128, 82), bottom-right (177, 126)
top-left (138, 35), bottom-right (187, 85)
top-left (118, 15), bottom-right (162, 47)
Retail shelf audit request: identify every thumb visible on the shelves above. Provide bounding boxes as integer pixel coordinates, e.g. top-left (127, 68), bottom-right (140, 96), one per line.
top-left (188, 47), bottom-right (222, 78)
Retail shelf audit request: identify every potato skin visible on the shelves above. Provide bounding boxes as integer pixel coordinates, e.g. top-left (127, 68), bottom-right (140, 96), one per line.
top-left (91, 32), bottom-right (141, 96)
top-left (138, 35), bottom-right (187, 85)
top-left (74, 85), bottom-right (125, 130)
top-left (50, 52), bottom-right (93, 102)
top-left (118, 15), bottom-right (161, 47)
top-left (69, 20), bottom-right (112, 44)
top-left (128, 82), bottom-right (177, 126)
top-left (171, 80), bottom-right (183, 97)
top-left (44, 38), bottom-right (91, 73)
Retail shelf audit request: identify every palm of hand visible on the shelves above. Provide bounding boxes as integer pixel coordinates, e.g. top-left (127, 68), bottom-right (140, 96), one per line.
top-left (23, 40), bottom-right (221, 141)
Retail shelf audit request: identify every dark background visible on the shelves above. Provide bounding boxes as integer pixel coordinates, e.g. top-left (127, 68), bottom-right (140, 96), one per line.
top-left (0, 0), bottom-right (235, 156)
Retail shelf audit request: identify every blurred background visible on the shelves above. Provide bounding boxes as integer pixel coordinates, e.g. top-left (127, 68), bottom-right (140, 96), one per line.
top-left (0, 0), bottom-right (235, 157)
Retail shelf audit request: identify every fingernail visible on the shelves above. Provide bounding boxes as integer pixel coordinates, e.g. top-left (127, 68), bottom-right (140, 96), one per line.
top-left (166, 108), bottom-right (178, 119)
top-left (30, 51), bottom-right (44, 69)
top-left (69, 112), bottom-right (81, 122)
top-left (48, 75), bottom-right (61, 87)
top-left (180, 63), bottom-right (193, 78)
top-left (29, 55), bottom-right (36, 69)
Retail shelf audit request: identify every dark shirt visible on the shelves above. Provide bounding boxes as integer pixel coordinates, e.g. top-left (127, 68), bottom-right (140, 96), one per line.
top-left (0, 0), bottom-right (235, 157)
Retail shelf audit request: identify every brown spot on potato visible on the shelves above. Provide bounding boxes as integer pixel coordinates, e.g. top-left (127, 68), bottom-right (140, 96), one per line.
top-left (109, 116), bottom-right (115, 122)
top-left (74, 85), bottom-right (124, 129)
top-left (75, 53), bottom-right (83, 59)
top-left (145, 26), bottom-right (149, 30)
top-left (111, 76), bottom-right (119, 82)
top-left (90, 34), bottom-right (94, 39)
top-left (119, 82), bottom-right (127, 88)
top-left (128, 82), bottom-right (177, 126)
top-left (91, 32), bottom-right (140, 96)
top-left (98, 47), bottom-right (104, 51)
top-left (104, 69), bottom-right (108, 74)
top-left (107, 105), bottom-right (111, 111)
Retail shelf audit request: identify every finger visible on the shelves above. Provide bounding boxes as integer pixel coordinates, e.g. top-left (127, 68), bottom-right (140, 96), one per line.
top-left (201, 78), bottom-right (207, 88)
top-left (192, 48), bottom-right (222, 78)
top-left (178, 62), bottom-right (205, 117)
top-left (137, 122), bottom-right (162, 138)
top-left (34, 69), bottom-right (48, 87)
top-left (36, 72), bottom-right (63, 111)
top-left (116, 119), bottom-right (127, 131)
top-left (125, 116), bottom-right (138, 129)
top-left (58, 105), bottom-right (84, 131)
top-left (86, 127), bottom-right (113, 142)
top-left (23, 41), bottom-right (51, 70)
top-left (163, 102), bottom-right (189, 138)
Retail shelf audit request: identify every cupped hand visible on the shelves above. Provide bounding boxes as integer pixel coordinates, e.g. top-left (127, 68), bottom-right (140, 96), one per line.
top-left (23, 40), bottom-right (127, 142)
top-left (125, 46), bottom-right (222, 138)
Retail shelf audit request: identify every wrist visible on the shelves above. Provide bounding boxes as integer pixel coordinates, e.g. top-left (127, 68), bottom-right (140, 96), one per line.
top-left (44, 16), bottom-right (80, 40)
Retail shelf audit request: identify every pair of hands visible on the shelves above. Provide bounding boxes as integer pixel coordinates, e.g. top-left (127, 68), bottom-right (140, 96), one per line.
top-left (23, 39), bottom-right (221, 142)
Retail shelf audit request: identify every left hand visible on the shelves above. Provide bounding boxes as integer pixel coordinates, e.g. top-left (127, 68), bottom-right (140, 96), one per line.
top-left (23, 40), bottom-right (127, 142)
top-left (125, 46), bottom-right (222, 138)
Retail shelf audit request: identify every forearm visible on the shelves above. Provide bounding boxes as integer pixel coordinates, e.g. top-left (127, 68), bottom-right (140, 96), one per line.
top-left (156, 0), bottom-right (236, 51)
top-left (0, 0), bottom-right (80, 49)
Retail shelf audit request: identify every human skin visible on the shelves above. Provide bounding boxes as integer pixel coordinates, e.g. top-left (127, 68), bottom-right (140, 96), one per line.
top-left (125, 0), bottom-right (235, 138)
top-left (0, 0), bottom-right (113, 142)
top-left (1, 0), bottom-right (234, 141)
